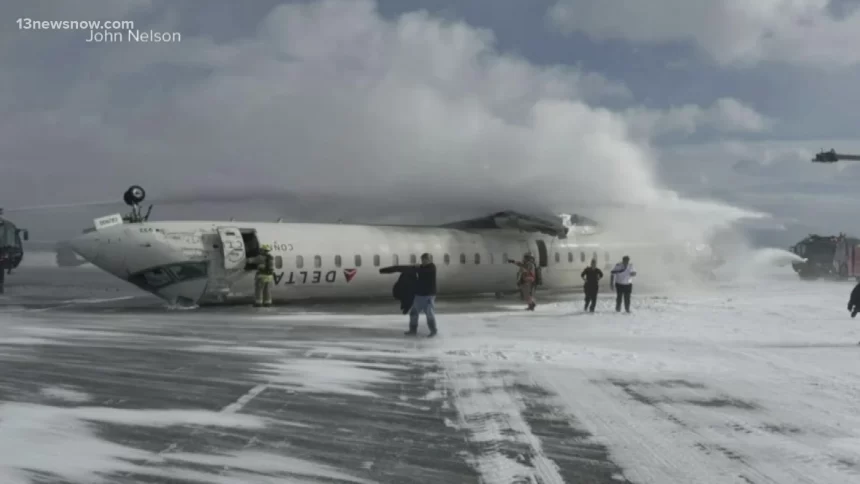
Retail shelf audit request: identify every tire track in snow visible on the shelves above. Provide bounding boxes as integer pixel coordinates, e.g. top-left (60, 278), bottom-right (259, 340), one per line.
top-left (439, 356), bottom-right (565, 484)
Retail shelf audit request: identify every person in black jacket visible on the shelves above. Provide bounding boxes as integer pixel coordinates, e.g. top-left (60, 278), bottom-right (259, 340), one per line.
top-left (580, 259), bottom-right (603, 313)
top-left (379, 253), bottom-right (438, 336)
top-left (848, 279), bottom-right (860, 318)
top-left (383, 268), bottom-right (416, 314)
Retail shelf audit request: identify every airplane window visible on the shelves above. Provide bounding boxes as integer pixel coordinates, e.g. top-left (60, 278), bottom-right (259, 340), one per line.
top-left (444, 254), bottom-right (450, 265)
top-left (474, 253), bottom-right (480, 264)
top-left (141, 267), bottom-right (171, 288)
top-left (354, 254), bottom-right (362, 267)
top-left (502, 252), bottom-right (508, 262)
top-left (489, 253), bottom-right (494, 264)
top-left (580, 252), bottom-right (585, 263)
top-left (554, 252), bottom-right (560, 263)
top-left (592, 251), bottom-right (598, 262)
top-left (460, 253), bottom-right (466, 264)
top-left (334, 255), bottom-right (341, 268)
top-left (392, 254), bottom-right (399, 265)
top-left (167, 262), bottom-right (208, 282)
top-left (568, 252), bottom-right (573, 263)
top-left (373, 254), bottom-right (380, 267)
top-left (410, 254), bottom-right (417, 264)
top-left (275, 256), bottom-right (283, 269)
top-left (296, 255), bottom-right (304, 269)
top-left (314, 255), bottom-right (322, 268)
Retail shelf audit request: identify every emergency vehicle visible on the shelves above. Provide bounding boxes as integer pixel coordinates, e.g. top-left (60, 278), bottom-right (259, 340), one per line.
top-left (832, 234), bottom-right (860, 278)
top-left (790, 233), bottom-right (860, 279)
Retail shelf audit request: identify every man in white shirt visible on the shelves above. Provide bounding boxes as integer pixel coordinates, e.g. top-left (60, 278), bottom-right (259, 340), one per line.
top-left (610, 255), bottom-right (636, 313)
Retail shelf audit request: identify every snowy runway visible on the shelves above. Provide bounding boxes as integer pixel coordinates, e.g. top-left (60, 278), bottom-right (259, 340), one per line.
top-left (2, 265), bottom-right (860, 483)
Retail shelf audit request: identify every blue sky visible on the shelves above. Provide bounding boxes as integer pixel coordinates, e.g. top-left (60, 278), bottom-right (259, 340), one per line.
top-left (4, 0), bottom-right (860, 245)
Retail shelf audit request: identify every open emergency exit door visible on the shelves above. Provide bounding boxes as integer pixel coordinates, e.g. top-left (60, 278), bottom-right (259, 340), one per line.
top-left (534, 240), bottom-right (549, 267)
top-left (217, 227), bottom-right (247, 271)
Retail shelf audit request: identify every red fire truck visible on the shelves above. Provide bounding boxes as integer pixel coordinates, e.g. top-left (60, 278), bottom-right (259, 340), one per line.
top-left (832, 233), bottom-right (860, 278)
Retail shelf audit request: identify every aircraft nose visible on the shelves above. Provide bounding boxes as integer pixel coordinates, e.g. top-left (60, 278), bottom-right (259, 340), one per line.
top-left (68, 231), bottom-right (101, 262)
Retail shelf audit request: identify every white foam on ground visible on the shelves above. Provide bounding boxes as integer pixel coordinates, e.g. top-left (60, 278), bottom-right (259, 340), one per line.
top-left (163, 452), bottom-right (376, 483)
top-left (0, 337), bottom-right (54, 345)
top-left (243, 272), bottom-right (860, 484)
top-left (0, 400), bottom-right (365, 484)
top-left (258, 358), bottom-right (407, 397)
top-left (0, 403), bottom-right (273, 484)
top-left (6, 267), bottom-right (860, 483)
top-left (187, 344), bottom-right (287, 355)
top-left (439, 278), bottom-right (860, 483)
top-left (39, 386), bottom-right (91, 403)
top-left (16, 326), bottom-right (130, 340)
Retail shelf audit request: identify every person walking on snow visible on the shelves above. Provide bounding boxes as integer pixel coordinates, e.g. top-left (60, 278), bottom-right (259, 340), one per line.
top-left (380, 253), bottom-right (437, 337)
top-left (581, 258), bottom-right (604, 313)
top-left (610, 255), bottom-right (636, 313)
top-left (508, 254), bottom-right (537, 311)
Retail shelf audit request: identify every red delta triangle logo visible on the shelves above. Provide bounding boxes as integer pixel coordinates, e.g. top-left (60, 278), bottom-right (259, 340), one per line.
top-left (343, 268), bottom-right (357, 282)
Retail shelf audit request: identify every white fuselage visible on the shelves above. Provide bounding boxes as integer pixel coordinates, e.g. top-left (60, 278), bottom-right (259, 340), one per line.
top-left (68, 219), bottom-right (714, 305)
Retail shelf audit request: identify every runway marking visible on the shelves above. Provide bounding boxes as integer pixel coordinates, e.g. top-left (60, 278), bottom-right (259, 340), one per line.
top-left (221, 384), bottom-right (269, 414)
top-left (27, 295), bottom-right (138, 312)
top-left (146, 384), bottom-right (270, 467)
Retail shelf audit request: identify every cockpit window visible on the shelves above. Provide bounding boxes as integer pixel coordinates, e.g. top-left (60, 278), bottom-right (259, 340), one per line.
top-left (167, 262), bottom-right (208, 282)
top-left (139, 267), bottom-right (172, 288)
top-left (128, 261), bottom-right (209, 291)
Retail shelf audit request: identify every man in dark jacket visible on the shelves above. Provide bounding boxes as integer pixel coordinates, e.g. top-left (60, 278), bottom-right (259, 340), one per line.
top-left (379, 253), bottom-right (437, 336)
top-left (848, 279), bottom-right (860, 318)
top-left (581, 258), bottom-right (603, 313)
top-left (382, 267), bottom-right (416, 314)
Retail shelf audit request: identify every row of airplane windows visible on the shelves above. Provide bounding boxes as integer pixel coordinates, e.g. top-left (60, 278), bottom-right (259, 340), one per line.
top-left (273, 250), bottom-right (613, 269)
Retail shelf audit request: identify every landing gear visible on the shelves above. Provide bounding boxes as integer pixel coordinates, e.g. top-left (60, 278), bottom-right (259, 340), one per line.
top-left (121, 185), bottom-right (152, 223)
top-left (123, 185), bottom-right (146, 206)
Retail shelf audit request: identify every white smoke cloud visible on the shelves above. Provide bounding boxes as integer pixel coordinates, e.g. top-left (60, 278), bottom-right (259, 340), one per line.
top-left (0, 0), bottom-right (768, 246)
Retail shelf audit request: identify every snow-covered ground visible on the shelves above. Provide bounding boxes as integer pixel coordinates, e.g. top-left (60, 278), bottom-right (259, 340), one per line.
top-left (429, 281), bottom-right (860, 483)
top-left (1, 262), bottom-right (859, 483)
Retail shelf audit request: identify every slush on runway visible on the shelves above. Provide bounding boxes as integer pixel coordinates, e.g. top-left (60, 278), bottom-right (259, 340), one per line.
top-left (2, 258), bottom-right (860, 483)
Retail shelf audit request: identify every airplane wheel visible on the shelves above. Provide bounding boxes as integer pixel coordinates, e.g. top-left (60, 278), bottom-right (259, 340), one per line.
top-left (123, 185), bottom-right (146, 206)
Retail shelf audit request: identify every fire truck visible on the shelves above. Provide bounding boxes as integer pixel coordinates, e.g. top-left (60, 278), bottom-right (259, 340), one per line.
top-left (790, 233), bottom-right (860, 279)
top-left (832, 234), bottom-right (860, 278)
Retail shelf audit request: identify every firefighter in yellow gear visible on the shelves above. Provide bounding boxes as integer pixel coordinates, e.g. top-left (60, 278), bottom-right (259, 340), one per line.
top-left (252, 244), bottom-right (275, 307)
top-left (508, 253), bottom-right (538, 311)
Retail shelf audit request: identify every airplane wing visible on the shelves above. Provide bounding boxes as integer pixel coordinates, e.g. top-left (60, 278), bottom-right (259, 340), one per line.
top-left (439, 210), bottom-right (601, 238)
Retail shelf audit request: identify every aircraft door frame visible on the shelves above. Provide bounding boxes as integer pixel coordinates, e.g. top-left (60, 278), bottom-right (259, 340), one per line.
top-left (534, 239), bottom-right (549, 267)
top-left (216, 227), bottom-right (247, 271)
